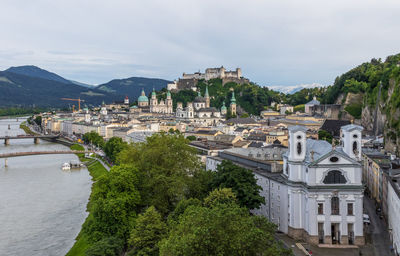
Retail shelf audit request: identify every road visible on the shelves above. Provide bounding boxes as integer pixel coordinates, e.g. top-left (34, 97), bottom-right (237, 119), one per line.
top-left (363, 196), bottom-right (395, 256)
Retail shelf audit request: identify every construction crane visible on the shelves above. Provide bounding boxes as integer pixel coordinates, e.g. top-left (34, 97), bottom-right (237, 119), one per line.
top-left (61, 98), bottom-right (85, 111)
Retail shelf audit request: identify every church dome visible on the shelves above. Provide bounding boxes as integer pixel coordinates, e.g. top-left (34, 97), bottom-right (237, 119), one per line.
top-left (138, 89), bottom-right (149, 102)
top-left (138, 95), bottom-right (149, 102)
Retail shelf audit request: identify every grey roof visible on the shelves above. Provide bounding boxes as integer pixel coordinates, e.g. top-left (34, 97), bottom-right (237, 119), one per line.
top-left (194, 96), bottom-right (206, 103)
top-left (305, 139), bottom-right (332, 162)
top-left (341, 124), bottom-right (363, 132)
top-left (198, 107), bottom-right (218, 112)
top-left (224, 117), bottom-right (258, 125)
top-left (306, 99), bottom-right (320, 105)
top-left (288, 125), bottom-right (308, 133)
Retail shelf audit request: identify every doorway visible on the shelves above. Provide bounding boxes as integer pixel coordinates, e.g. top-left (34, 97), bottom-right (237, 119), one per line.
top-left (331, 223), bottom-right (341, 244)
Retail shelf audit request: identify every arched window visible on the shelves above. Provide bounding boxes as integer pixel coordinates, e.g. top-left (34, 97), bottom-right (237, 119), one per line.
top-left (331, 196), bottom-right (340, 215)
top-left (353, 141), bottom-right (358, 155)
top-left (323, 170), bottom-right (347, 184)
top-left (297, 142), bottom-right (302, 155)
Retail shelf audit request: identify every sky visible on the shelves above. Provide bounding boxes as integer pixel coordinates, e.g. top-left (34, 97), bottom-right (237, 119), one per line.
top-left (1, 0), bottom-right (399, 87)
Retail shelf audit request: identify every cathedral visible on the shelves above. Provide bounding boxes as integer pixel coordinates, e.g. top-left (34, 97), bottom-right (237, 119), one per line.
top-left (137, 88), bottom-right (173, 114)
top-left (175, 86), bottom-right (237, 121)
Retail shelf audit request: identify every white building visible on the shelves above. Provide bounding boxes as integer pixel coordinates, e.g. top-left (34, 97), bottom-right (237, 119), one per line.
top-left (305, 96), bottom-right (320, 114)
top-left (206, 124), bottom-right (365, 246)
top-left (388, 178), bottom-right (400, 255)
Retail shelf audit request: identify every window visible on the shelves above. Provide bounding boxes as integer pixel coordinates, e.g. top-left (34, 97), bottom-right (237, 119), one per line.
top-left (331, 196), bottom-right (340, 215)
top-left (323, 170), bottom-right (347, 184)
top-left (318, 203), bottom-right (324, 215)
top-left (353, 141), bottom-right (358, 155)
top-left (347, 203), bottom-right (353, 215)
top-left (330, 156), bottom-right (339, 162)
top-left (297, 142), bottom-right (302, 155)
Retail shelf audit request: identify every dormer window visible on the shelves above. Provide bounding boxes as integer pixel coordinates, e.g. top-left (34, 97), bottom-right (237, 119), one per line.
top-left (353, 134), bottom-right (358, 138)
top-left (297, 135), bottom-right (302, 139)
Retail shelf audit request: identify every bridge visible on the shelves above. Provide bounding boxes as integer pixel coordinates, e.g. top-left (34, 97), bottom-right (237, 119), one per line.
top-left (0, 150), bottom-right (93, 158)
top-left (0, 135), bottom-right (59, 145)
top-left (0, 150), bottom-right (95, 168)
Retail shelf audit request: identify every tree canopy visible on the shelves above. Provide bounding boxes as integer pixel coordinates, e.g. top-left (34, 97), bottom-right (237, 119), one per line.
top-left (159, 189), bottom-right (291, 256)
top-left (210, 160), bottom-right (264, 209)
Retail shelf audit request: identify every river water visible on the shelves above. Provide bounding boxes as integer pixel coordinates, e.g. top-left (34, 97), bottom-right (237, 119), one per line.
top-left (0, 118), bottom-right (92, 256)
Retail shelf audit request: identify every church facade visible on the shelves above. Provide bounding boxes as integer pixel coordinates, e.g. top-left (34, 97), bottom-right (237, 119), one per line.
top-left (207, 124), bottom-right (365, 246)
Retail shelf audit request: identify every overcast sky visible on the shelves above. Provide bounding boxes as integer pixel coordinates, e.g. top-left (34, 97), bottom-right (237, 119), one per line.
top-left (1, 0), bottom-right (399, 86)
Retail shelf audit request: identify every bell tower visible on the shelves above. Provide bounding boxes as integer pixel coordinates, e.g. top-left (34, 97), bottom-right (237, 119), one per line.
top-left (288, 126), bottom-right (307, 162)
top-left (341, 124), bottom-right (363, 161)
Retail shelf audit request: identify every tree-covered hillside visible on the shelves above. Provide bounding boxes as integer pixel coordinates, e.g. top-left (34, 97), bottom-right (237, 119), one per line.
top-left (158, 79), bottom-right (284, 115)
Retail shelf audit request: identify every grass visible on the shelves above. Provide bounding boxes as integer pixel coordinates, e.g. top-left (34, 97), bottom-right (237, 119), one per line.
top-left (19, 121), bottom-right (38, 135)
top-left (66, 145), bottom-right (109, 256)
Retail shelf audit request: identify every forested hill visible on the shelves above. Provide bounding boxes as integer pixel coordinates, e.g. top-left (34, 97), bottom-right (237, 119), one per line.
top-left (319, 53), bottom-right (400, 153)
top-left (160, 79), bottom-right (284, 116)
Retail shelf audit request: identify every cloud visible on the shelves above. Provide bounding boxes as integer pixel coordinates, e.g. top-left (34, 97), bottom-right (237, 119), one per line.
top-left (0, 0), bottom-right (399, 85)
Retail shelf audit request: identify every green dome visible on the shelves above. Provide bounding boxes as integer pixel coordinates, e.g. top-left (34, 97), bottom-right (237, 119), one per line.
top-left (221, 101), bottom-right (227, 110)
top-left (130, 105), bottom-right (138, 109)
top-left (138, 95), bottom-right (149, 102)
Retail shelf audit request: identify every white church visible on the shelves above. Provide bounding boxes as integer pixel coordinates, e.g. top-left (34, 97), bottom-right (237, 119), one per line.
top-left (207, 124), bottom-right (365, 246)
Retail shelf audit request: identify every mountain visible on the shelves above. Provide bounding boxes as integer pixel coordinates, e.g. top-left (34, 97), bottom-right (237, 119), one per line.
top-left (69, 80), bottom-right (95, 88)
top-left (268, 83), bottom-right (325, 94)
top-left (97, 77), bottom-right (171, 100)
top-left (0, 71), bottom-right (115, 107)
top-left (5, 65), bottom-right (72, 84)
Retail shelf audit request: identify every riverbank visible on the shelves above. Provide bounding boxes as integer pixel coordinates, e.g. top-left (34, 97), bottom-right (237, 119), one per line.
top-left (19, 121), bottom-right (38, 135)
top-left (66, 144), bottom-right (108, 256)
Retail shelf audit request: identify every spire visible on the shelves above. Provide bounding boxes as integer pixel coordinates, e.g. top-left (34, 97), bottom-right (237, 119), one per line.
top-left (205, 86), bottom-right (209, 97)
top-left (152, 87), bottom-right (156, 97)
top-left (141, 88), bottom-right (146, 96)
top-left (167, 90), bottom-right (171, 97)
top-left (197, 90), bottom-right (201, 97)
top-left (231, 91), bottom-right (236, 103)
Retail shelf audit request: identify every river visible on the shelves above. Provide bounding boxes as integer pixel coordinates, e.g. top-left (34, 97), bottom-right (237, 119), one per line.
top-left (0, 118), bottom-right (92, 256)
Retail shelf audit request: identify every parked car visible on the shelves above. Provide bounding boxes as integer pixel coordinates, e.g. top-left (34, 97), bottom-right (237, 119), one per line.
top-left (363, 214), bottom-right (370, 225)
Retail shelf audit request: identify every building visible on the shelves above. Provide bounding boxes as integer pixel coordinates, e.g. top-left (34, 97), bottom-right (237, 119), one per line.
top-left (206, 124), bottom-right (365, 246)
top-left (305, 96), bottom-right (320, 114)
top-left (388, 177), bottom-right (400, 255)
top-left (181, 66), bottom-right (242, 81)
top-left (230, 90), bottom-right (237, 116)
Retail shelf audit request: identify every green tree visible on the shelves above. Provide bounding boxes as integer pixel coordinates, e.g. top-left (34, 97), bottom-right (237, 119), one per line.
top-left (240, 113), bottom-right (249, 118)
top-left (83, 131), bottom-right (105, 148)
top-left (211, 160), bottom-right (264, 209)
top-left (118, 133), bottom-right (204, 215)
top-left (203, 187), bottom-right (236, 207)
top-left (104, 137), bottom-right (128, 163)
top-left (186, 135), bottom-right (196, 141)
top-left (128, 206), bottom-right (167, 256)
top-left (159, 194), bottom-right (291, 256)
top-left (83, 164), bottom-right (141, 243)
top-left (85, 236), bottom-right (124, 256)
top-left (34, 115), bottom-right (42, 125)
top-left (318, 130), bottom-right (333, 144)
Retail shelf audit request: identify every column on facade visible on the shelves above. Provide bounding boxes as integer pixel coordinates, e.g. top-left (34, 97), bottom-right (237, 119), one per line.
top-left (340, 194), bottom-right (349, 245)
top-left (324, 194), bottom-right (332, 244)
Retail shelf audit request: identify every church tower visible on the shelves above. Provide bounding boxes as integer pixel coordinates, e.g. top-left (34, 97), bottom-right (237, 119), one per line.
top-left (150, 88), bottom-right (157, 106)
top-left (230, 90), bottom-right (237, 116)
top-left (166, 90), bottom-right (173, 113)
top-left (221, 101), bottom-right (227, 115)
top-left (205, 86), bottom-right (210, 108)
top-left (341, 124), bottom-right (363, 161)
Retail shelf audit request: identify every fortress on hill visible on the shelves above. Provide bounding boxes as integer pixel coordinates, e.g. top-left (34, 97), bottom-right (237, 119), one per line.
top-left (169, 66), bottom-right (249, 91)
